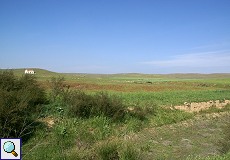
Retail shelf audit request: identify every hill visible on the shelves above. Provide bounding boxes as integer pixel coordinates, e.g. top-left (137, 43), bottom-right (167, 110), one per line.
top-left (1, 68), bottom-right (230, 80)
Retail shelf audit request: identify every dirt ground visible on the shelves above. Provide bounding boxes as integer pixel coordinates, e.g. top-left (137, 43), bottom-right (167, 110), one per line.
top-left (174, 100), bottom-right (230, 112)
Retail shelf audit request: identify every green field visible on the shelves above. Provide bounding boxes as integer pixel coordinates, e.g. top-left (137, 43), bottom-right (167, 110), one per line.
top-left (1, 68), bottom-right (230, 160)
top-left (7, 68), bottom-right (230, 106)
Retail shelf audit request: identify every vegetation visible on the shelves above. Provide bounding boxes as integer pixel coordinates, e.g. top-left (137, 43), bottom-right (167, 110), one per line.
top-left (219, 118), bottom-right (230, 154)
top-left (1, 69), bottom-right (230, 159)
top-left (0, 71), bottom-right (46, 139)
top-left (65, 90), bottom-right (125, 120)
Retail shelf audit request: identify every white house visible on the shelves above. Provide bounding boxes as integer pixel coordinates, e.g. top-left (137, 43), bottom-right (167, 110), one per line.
top-left (25, 69), bottom-right (35, 74)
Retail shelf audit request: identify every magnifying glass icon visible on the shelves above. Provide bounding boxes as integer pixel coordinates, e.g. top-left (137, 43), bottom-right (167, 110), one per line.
top-left (3, 141), bottom-right (18, 157)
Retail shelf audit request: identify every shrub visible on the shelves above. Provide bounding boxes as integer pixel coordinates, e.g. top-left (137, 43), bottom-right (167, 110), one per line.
top-left (0, 71), bottom-right (46, 138)
top-left (67, 90), bottom-right (96, 118)
top-left (0, 70), bottom-right (16, 91)
top-left (48, 76), bottom-right (66, 103)
top-left (66, 91), bottom-right (125, 121)
top-left (47, 76), bottom-right (72, 118)
top-left (93, 92), bottom-right (125, 121)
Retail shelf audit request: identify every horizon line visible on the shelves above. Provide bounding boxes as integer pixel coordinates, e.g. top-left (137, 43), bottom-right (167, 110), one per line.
top-left (1, 68), bottom-right (230, 75)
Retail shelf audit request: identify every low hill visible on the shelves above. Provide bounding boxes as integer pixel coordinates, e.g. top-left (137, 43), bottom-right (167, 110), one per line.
top-left (1, 68), bottom-right (230, 80)
top-left (0, 68), bottom-right (59, 78)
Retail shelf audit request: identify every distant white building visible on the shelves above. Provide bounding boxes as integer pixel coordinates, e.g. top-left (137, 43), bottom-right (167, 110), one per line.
top-left (25, 69), bottom-right (35, 74)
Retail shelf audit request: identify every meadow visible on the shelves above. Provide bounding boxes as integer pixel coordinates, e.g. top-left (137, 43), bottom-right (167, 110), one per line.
top-left (1, 68), bottom-right (230, 160)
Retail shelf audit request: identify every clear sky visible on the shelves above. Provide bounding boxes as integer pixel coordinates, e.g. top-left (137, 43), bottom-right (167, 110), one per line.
top-left (1, 0), bottom-right (230, 74)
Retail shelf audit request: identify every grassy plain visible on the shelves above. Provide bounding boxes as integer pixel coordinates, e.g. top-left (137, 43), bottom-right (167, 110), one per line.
top-left (2, 68), bottom-right (230, 159)
top-left (23, 68), bottom-right (230, 106)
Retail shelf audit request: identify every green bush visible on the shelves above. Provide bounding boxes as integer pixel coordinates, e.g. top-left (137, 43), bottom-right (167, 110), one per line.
top-left (93, 92), bottom-right (125, 121)
top-left (0, 71), bottom-right (46, 138)
top-left (48, 76), bottom-right (68, 103)
top-left (66, 90), bottom-right (96, 118)
top-left (65, 90), bottom-right (125, 121)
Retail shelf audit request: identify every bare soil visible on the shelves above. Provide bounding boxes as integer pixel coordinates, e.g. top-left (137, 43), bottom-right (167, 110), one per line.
top-left (174, 100), bottom-right (230, 112)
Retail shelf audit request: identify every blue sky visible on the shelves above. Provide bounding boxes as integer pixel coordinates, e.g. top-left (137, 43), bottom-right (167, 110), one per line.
top-left (0, 0), bottom-right (230, 73)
